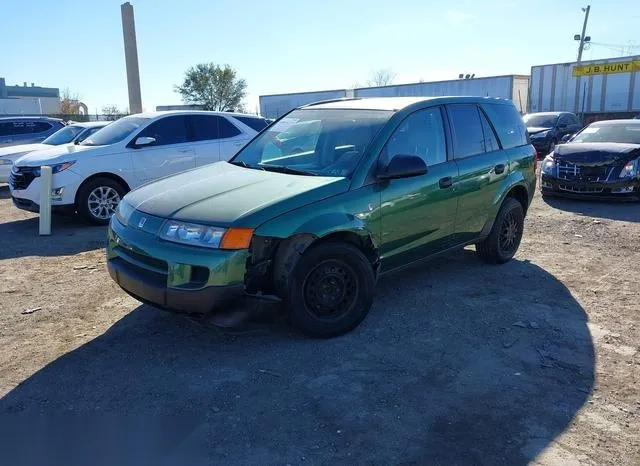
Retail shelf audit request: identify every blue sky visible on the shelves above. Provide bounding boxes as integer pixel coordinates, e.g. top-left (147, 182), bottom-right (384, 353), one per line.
top-left (2, 0), bottom-right (639, 114)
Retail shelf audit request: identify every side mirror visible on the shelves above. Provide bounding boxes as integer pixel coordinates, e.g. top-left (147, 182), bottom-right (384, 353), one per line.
top-left (379, 154), bottom-right (427, 180)
top-left (133, 136), bottom-right (156, 148)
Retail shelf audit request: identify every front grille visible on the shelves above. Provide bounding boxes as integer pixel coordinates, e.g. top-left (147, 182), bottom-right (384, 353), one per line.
top-left (9, 167), bottom-right (38, 190)
top-left (556, 161), bottom-right (610, 182)
top-left (558, 184), bottom-right (604, 194)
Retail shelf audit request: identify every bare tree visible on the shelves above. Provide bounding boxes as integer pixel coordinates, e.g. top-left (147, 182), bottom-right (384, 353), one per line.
top-left (367, 68), bottom-right (396, 87)
top-left (58, 88), bottom-right (82, 115)
top-left (102, 105), bottom-right (125, 121)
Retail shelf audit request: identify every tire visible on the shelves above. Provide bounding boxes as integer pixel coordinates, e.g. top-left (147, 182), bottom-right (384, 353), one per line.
top-left (476, 197), bottom-right (524, 264)
top-left (285, 242), bottom-right (375, 338)
top-left (76, 177), bottom-right (127, 225)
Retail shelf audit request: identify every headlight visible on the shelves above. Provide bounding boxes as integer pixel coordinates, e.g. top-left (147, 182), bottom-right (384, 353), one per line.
top-left (115, 199), bottom-right (136, 224)
top-left (0, 158), bottom-right (13, 165)
top-left (619, 159), bottom-right (639, 178)
top-left (159, 221), bottom-right (253, 250)
top-left (541, 156), bottom-right (555, 174)
top-left (33, 161), bottom-right (76, 176)
top-left (530, 131), bottom-right (550, 139)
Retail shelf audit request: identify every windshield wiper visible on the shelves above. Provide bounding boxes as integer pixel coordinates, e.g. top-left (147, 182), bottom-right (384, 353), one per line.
top-left (229, 161), bottom-right (265, 171)
top-left (259, 164), bottom-right (316, 176)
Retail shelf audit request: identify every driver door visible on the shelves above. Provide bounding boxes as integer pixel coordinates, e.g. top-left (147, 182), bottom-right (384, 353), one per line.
top-left (378, 106), bottom-right (460, 271)
top-left (130, 115), bottom-right (196, 186)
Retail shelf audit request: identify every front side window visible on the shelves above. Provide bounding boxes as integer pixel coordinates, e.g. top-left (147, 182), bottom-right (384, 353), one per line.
top-left (81, 116), bottom-right (149, 146)
top-left (31, 122), bottom-right (53, 133)
top-left (384, 107), bottom-right (447, 166)
top-left (42, 125), bottom-right (84, 145)
top-left (136, 116), bottom-right (188, 146)
top-left (232, 108), bottom-right (391, 177)
top-left (448, 104), bottom-right (485, 159)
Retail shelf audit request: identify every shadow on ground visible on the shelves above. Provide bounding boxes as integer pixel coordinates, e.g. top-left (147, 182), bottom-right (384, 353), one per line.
top-left (0, 185), bottom-right (9, 200)
top-left (0, 250), bottom-right (594, 465)
top-left (544, 196), bottom-right (640, 222)
top-left (0, 215), bottom-right (106, 260)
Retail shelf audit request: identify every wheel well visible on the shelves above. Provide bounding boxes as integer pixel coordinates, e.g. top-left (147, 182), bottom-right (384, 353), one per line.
top-left (75, 173), bottom-right (131, 206)
top-left (506, 185), bottom-right (529, 214)
top-left (315, 231), bottom-right (378, 267)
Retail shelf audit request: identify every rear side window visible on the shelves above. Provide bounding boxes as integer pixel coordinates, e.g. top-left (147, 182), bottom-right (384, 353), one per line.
top-left (31, 122), bottom-right (53, 133)
top-left (137, 115), bottom-right (188, 146)
top-left (447, 104), bottom-right (485, 159)
top-left (482, 103), bottom-right (528, 149)
top-left (233, 116), bottom-right (268, 132)
top-left (219, 117), bottom-right (242, 138)
top-left (0, 120), bottom-right (51, 136)
top-left (479, 110), bottom-right (500, 152)
top-left (188, 115), bottom-right (220, 141)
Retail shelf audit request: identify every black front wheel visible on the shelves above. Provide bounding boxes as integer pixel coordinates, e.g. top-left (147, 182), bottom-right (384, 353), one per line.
top-left (476, 197), bottom-right (525, 264)
top-left (286, 242), bottom-right (375, 338)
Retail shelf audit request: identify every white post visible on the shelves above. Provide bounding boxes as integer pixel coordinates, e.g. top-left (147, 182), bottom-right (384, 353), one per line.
top-left (39, 166), bottom-right (52, 235)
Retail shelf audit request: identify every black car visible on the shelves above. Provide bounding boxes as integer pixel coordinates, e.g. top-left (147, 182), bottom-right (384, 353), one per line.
top-left (523, 112), bottom-right (583, 155)
top-left (540, 119), bottom-right (640, 201)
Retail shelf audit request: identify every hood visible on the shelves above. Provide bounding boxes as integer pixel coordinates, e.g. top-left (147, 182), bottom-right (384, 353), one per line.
top-left (0, 143), bottom-right (50, 158)
top-left (526, 126), bottom-right (552, 135)
top-left (124, 161), bottom-right (350, 228)
top-left (14, 143), bottom-right (100, 167)
top-left (553, 142), bottom-right (640, 166)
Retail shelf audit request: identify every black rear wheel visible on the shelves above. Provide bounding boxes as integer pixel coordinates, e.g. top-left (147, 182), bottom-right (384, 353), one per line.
top-left (286, 242), bottom-right (375, 338)
top-left (476, 197), bottom-right (524, 264)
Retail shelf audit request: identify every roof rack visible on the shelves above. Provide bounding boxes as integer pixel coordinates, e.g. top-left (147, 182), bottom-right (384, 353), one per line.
top-left (300, 97), bottom-right (362, 108)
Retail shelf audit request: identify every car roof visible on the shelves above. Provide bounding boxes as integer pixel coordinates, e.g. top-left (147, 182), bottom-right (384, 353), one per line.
top-left (67, 121), bottom-right (109, 128)
top-left (589, 119), bottom-right (640, 126)
top-left (524, 111), bottom-right (566, 116)
top-left (301, 96), bottom-right (514, 111)
top-left (0, 116), bottom-right (64, 122)
top-left (129, 110), bottom-right (265, 120)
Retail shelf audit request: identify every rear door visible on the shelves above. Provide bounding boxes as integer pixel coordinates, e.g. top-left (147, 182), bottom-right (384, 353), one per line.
top-left (187, 114), bottom-right (222, 166)
top-left (217, 116), bottom-right (252, 160)
top-left (130, 115), bottom-right (196, 185)
top-left (378, 106), bottom-right (460, 271)
top-left (446, 103), bottom-right (509, 243)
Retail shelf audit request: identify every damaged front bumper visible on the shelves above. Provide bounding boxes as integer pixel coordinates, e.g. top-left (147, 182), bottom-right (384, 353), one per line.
top-left (540, 174), bottom-right (640, 201)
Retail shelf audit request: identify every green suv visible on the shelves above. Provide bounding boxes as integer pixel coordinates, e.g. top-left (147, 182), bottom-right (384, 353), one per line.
top-left (107, 97), bottom-right (536, 337)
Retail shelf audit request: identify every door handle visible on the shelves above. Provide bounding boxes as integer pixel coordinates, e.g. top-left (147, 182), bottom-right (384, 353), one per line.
top-left (439, 176), bottom-right (453, 189)
top-left (494, 164), bottom-right (506, 175)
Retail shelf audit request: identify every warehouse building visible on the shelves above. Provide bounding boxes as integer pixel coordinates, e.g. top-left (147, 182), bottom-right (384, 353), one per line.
top-left (529, 55), bottom-right (640, 123)
top-left (0, 78), bottom-right (61, 115)
top-left (259, 75), bottom-right (530, 119)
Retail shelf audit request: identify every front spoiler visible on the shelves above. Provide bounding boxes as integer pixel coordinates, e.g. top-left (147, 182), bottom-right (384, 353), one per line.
top-left (540, 174), bottom-right (640, 201)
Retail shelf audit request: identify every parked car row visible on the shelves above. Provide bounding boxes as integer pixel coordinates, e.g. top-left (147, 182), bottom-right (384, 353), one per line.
top-left (3, 99), bottom-right (639, 338)
top-left (0, 116), bottom-right (66, 148)
top-left (8, 111), bottom-right (270, 223)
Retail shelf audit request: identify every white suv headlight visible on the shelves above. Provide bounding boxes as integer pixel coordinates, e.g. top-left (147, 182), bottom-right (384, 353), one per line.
top-left (541, 156), bottom-right (555, 175)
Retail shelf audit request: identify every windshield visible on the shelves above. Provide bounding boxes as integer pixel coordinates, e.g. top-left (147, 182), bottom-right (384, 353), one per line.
top-left (523, 114), bottom-right (559, 128)
top-left (81, 117), bottom-right (148, 146)
top-left (42, 125), bottom-right (84, 145)
top-left (571, 123), bottom-right (640, 144)
top-left (231, 108), bottom-right (392, 177)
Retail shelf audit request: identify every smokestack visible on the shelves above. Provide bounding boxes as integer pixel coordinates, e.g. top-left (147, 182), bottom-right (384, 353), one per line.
top-left (121, 2), bottom-right (143, 114)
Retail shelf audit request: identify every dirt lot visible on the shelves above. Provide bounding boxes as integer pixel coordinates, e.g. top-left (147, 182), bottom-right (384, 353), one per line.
top-left (0, 183), bottom-right (638, 465)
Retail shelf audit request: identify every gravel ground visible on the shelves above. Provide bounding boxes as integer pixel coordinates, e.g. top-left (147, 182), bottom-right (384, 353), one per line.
top-left (0, 183), bottom-right (638, 465)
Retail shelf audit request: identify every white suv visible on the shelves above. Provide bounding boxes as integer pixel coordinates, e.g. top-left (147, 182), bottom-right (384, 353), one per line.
top-left (10, 111), bottom-right (268, 224)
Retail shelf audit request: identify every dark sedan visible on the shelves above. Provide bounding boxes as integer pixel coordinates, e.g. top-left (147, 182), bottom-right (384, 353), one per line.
top-left (523, 112), bottom-right (582, 155)
top-left (540, 119), bottom-right (640, 201)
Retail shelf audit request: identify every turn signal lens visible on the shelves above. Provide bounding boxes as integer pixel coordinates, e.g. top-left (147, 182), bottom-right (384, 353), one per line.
top-left (220, 228), bottom-right (254, 250)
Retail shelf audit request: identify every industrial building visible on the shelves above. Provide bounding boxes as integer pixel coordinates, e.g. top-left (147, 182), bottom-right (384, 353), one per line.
top-left (529, 55), bottom-right (640, 124)
top-left (259, 75), bottom-right (530, 119)
top-left (0, 78), bottom-right (61, 115)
